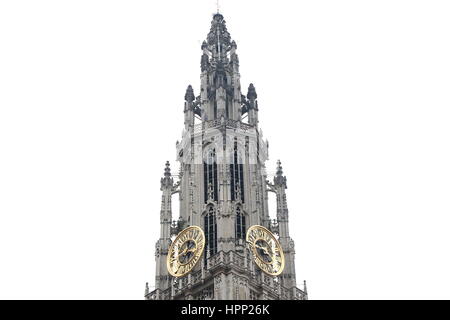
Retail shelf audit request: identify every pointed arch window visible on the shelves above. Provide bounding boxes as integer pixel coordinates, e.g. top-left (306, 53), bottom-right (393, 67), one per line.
top-left (204, 205), bottom-right (217, 261)
top-left (204, 148), bottom-right (218, 203)
top-left (235, 206), bottom-right (246, 240)
top-left (230, 140), bottom-right (244, 202)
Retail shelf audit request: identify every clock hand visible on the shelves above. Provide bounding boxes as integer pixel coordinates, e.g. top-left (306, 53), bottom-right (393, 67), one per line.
top-left (179, 246), bottom-right (188, 256)
top-left (179, 243), bottom-right (196, 260)
top-left (256, 244), bottom-right (270, 256)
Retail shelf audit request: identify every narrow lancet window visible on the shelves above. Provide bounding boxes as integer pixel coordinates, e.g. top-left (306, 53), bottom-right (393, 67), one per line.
top-left (204, 148), bottom-right (218, 203)
top-left (235, 206), bottom-right (246, 240)
top-left (204, 205), bottom-right (217, 262)
top-left (230, 141), bottom-right (244, 202)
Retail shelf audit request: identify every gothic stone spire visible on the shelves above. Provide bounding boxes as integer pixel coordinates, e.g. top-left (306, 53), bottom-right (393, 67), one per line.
top-left (148, 12), bottom-right (307, 301)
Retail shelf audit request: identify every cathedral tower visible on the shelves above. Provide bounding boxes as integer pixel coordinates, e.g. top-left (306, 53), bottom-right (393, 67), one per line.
top-left (145, 13), bottom-right (307, 300)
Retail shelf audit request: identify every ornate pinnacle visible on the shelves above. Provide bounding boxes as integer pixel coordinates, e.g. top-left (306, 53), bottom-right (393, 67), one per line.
top-left (274, 160), bottom-right (287, 187)
top-left (206, 13), bottom-right (232, 60)
top-left (201, 53), bottom-right (210, 72)
top-left (184, 85), bottom-right (195, 103)
top-left (230, 40), bottom-right (239, 65)
top-left (161, 161), bottom-right (173, 189)
top-left (247, 83), bottom-right (257, 100)
top-left (164, 161), bottom-right (171, 177)
top-left (276, 160), bottom-right (283, 176)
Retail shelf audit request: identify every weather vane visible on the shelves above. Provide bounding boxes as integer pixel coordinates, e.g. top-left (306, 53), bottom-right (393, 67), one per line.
top-left (216, 0), bottom-right (220, 13)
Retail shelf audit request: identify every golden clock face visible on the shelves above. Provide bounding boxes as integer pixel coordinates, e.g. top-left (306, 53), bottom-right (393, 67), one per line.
top-left (167, 226), bottom-right (205, 278)
top-left (246, 225), bottom-right (285, 276)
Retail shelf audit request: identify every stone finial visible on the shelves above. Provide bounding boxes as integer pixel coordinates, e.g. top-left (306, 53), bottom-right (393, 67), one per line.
top-left (247, 83), bottom-right (257, 100)
top-left (276, 160), bottom-right (283, 176)
top-left (164, 161), bottom-right (171, 177)
top-left (161, 161), bottom-right (173, 189)
top-left (212, 13), bottom-right (224, 23)
top-left (274, 160), bottom-right (287, 187)
top-left (184, 85), bottom-right (195, 103)
top-left (201, 40), bottom-right (208, 50)
top-left (231, 40), bottom-right (237, 49)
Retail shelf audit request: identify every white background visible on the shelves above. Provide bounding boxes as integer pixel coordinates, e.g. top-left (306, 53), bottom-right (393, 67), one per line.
top-left (1, 0), bottom-right (449, 299)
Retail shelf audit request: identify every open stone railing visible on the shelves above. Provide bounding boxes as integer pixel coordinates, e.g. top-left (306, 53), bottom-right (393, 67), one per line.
top-left (146, 288), bottom-right (170, 300)
top-left (147, 251), bottom-right (307, 300)
top-left (206, 251), bottom-right (248, 270)
top-left (193, 119), bottom-right (254, 134)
